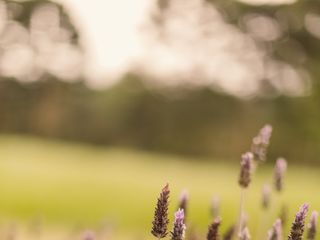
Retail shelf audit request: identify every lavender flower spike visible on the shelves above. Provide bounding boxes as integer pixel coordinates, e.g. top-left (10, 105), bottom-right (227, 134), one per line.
top-left (171, 209), bottom-right (186, 240)
top-left (238, 152), bottom-right (254, 188)
top-left (251, 124), bottom-right (273, 162)
top-left (262, 184), bottom-right (272, 209)
top-left (267, 219), bottom-right (282, 240)
top-left (239, 227), bottom-right (251, 240)
top-left (307, 211), bottom-right (318, 240)
top-left (178, 190), bottom-right (189, 221)
top-left (207, 218), bottom-right (221, 240)
top-left (152, 184), bottom-right (170, 239)
top-left (288, 203), bottom-right (310, 240)
top-left (274, 158), bottom-right (287, 192)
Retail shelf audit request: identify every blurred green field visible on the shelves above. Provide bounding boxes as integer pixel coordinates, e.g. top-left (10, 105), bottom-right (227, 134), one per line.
top-left (0, 135), bottom-right (319, 239)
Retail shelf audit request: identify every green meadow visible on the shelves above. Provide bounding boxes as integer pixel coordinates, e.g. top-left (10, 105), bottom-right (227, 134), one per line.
top-left (0, 135), bottom-right (319, 239)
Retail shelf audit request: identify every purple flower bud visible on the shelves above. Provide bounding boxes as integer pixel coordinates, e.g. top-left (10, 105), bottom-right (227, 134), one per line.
top-left (307, 211), bottom-right (318, 240)
top-left (178, 190), bottom-right (189, 221)
top-left (207, 218), bottom-right (221, 240)
top-left (288, 203), bottom-right (309, 240)
top-left (267, 219), bottom-right (282, 240)
top-left (251, 124), bottom-right (273, 162)
top-left (274, 158), bottom-right (287, 192)
top-left (238, 152), bottom-right (254, 188)
top-left (262, 184), bottom-right (272, 209)
top-left (171, 209), bottom-right (186, 240)
top-left (152, 184), bottom-right (170, 238)
top-left (239, 227), bottom-right (251, 240)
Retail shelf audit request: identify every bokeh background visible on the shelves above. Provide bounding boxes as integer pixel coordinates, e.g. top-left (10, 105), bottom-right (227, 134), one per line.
top-left (0, 0), bottom-right (320, 239)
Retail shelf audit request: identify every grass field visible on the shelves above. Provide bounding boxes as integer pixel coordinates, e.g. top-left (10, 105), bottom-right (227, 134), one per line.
top-left (0, 135), bottom-right (319, 239)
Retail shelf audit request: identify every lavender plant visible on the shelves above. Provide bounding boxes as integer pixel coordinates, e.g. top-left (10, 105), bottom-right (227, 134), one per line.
top-left (152, 184), bottom-right (170, 239)
top-left (274, 158), bottom-right (287, 192)
top-left (238, 152), bottom-right (254, 188)
top-left (307, 211), bottom-right (318, 240)
top-left (288, 204), bottom-right (309, 240)
top-left (238, 152), bottom-right (253, 234)
top-left (251, 124), bottom-right (273, 162)
top-left (171, 209), bottom-right (186, 240)
top-left (207, 218), bottom-right (221, 240)
top-left (149, 124), bottom-right (318, 240)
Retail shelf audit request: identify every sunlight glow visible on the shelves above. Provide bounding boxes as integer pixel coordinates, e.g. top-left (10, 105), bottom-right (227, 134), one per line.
top-left (51, 0), bottom-right (307, 97)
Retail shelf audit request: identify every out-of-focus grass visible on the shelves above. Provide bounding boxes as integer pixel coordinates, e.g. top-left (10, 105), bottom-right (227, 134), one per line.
top-left (0, 135), bottom-right (319, 239)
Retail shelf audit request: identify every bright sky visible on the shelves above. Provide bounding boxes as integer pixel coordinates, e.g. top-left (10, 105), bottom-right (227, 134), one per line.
top-left (52, 0), bottom-right (305, 97)
top-left (55, 0), bottom-right (152, 87)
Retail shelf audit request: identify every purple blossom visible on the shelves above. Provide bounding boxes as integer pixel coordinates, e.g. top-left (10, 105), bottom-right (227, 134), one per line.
top-left (251, 124), bottom-right (273, 162)
top-left (307, 211), bottom-right (318, 240)
top-left (274, 158), bottom-right (287, 192)
top-left (152, 184), bottom-right (170, 238)
top-left (238, 152), bottom-right (254, 188)
top-left (171, 209), bottom-right (186, 240)
top-left (207, 218), bottom-right (221, 240)
top-left (288, 203), bottom-right (309, 240)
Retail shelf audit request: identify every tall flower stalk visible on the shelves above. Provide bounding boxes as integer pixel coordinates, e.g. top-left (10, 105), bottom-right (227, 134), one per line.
top-left (274, 158), bottom-right (287, 192)
top-left (238, 152), bottom-right (253, 235)
top-left (307, 211), bottom-right (318, 240)
top-left (251, 124), bottom-right (273, 162)
top-left (238, 152), bottom-right (254, 189)
top-left (152, 184), bottom-right (170, 239)
top-left (171, 209), bottom-right (186, 240)
top-left (207, 218), bottom-right (221, 240)
top-left (288, 203), bottom-right (309, 240)
top-left (273, 158), bottom-right (287, 238)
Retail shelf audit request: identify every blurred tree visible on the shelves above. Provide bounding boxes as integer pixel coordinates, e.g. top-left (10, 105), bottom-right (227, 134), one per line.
top-left (1, 0), bottom-right (320, 164)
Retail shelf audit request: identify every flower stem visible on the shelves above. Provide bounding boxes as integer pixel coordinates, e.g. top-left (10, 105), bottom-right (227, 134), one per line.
top-left (238, 188), bottom-right (246, 236)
